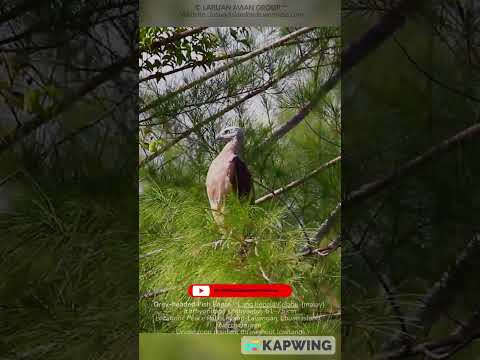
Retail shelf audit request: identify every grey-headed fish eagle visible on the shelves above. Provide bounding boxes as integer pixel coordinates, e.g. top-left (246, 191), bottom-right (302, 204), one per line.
top-left (206, 126), bottom-right (254, 228)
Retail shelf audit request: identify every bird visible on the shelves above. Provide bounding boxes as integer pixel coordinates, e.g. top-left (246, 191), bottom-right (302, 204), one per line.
top-left (206, 126), bottom-right (254, 233)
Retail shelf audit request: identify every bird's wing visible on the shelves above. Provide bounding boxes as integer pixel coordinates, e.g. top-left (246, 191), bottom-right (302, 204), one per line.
top-left (228, 156), bottom-right (253, 201)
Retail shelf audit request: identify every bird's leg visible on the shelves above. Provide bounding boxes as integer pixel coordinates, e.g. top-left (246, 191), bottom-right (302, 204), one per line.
top-left (209, 203), bottom-right (228, 249)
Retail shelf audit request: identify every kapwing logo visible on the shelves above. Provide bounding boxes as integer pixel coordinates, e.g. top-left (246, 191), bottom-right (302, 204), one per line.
top-left (242, 339), bottom-right (261, 352)
top-left (241, 336), bottom-right (335, 355)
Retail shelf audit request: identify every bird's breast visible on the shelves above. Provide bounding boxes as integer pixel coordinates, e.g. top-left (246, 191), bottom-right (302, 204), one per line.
top-left (206, 155), bottom-right (234, 207)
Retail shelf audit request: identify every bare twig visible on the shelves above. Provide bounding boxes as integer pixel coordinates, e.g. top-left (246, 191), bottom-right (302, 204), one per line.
top-left (393, 36), bottom-right (480, 104)
top-left (0, 170), bottom-right (22, 188)
top-left (141, 27), bottom-right (315, 113)
top-left (312, 235), bottom-right (342, 257)
top-left (139, 249), bottom-right (163, 260)
top-left (259, 265), bottom-right (273, 284)
top-left (150, 27), bottom-right (208, 49)
top-left (314, 202), bottom-right (342, 244)
top-left (308, 312), bottom-right (342, 321)
top-left (254, 156), bottom-right (340, 205)
top-left (252, 179), bottom-right (310, 243)
top-left (299, 204), bottom-right (341, 257)
top-left (345, 122), bottom-right (480, 207)
top-left (382, 234), bottom-right (480, 351)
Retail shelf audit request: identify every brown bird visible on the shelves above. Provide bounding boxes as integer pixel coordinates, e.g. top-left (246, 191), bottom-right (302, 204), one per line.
top-left (206, 126), bottom-right (254, 231)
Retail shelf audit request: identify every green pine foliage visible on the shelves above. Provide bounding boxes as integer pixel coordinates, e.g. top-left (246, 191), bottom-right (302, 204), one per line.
top-left (139, 118), bottom-right (341, 335)
top-left (139, 26), bottom-right (341, 335)
top-left (140, 177), bottom-right (340, 334)
top-left (1, 172), bottom-right (138, 359)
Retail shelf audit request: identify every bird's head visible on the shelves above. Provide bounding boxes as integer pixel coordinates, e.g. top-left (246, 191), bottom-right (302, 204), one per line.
top-left (215, 126), bottom-right (245, 143)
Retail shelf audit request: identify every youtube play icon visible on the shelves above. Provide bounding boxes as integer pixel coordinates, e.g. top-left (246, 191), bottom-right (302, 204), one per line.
top-left (191, 285), bottom-right (211, 297)
top-left (188, 284), bottom-right (292, 298)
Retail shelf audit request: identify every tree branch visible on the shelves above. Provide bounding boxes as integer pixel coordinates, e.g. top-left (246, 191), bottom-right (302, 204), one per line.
top-left (139, 47), bottom-right (318, 167)
top-left (302, 235), bottom-right (341, 257)
top-left (150, 27), bottom-right (208, 49)
top-left (314, 202), bottom-right (342, 244)
top-left (376, 304), bottom-right (480, 359)
top-left (254, 156), bottom-right (341, 205)
top-left (262, 0), bottom-right (425, 145)
top-left (345, 122), bottom-right (480, 207)
top-left (140, 27), bottom-right (315, 113)
top-left (0, 54), bottom-right (134, 156)
top-left (382, 234), bottom-right (480, 351)
top-left (139, 50), bottom-right (249, 83)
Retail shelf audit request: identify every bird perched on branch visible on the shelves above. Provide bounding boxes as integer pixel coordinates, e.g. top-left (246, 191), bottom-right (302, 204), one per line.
top-left (206, 126), bottom-right (254, 231)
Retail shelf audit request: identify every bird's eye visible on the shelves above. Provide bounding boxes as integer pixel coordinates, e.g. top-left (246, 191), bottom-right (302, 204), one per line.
top-left (224, 130), bottom-right (230, 134)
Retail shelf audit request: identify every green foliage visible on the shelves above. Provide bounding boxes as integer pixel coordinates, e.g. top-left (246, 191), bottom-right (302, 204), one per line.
top-left (1, 179), bottom-right (137, 359)
top-left (139, 109), bottom-right (341, 334)
top-left (341, 7), bottom-right (480, 358)
top-left (140, 27), bottom-right (220, 75)
top-left (139, 26), bottom-right (341, 335)
top-left (139, 178), bottom-right (340, 334)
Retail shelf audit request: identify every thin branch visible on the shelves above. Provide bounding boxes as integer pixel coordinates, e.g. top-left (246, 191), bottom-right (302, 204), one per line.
top-left (393, 36), bottom-right (480, 104)
top-left (307, 312), bottom-right (342, 321)
top-left (0, 54), bottom-right (134, 156)
top-left (40, 87), bottom-right (136, 158)
top-left (262, 73), bottom-right (339, 146)
top-left (139, 50), bottom-right (249, 83)
top-left (376, 305), bottom-right (480, 359)
top-left (345, 122), bottom-right (480, 207)
top-left (140, 27), bottom-right (315, 113)
top-left (139, 47), bottom-right (317, 167)
top-left (299, 202), bottom-right (342, 257)
top-left (140, 79), bottom-right (276, 167)
top-left (417, 235), bottom-right (480, 332)
top-left (262, 0), bottom-right (426, 145)
top-left (0, 170), bottom-right (22, 188)
top-left (254, 156), bottom-right (341, 205)
top-left (314, 202), bottom-right (342, 243)
top-left (252, 178), bottom-right (310, 243)
top-left (139, 249), bottom-right (163, 260)
top-left (350, 238), bottom-right (409, 339)
top-left (150, 27), bottom-right (208, 49)
top-left (302, 235), bottom-right (341, 257)
top-left (383, 234), bottom-right (480, 350)
top-left (259, 265), bottom-right (273, 284)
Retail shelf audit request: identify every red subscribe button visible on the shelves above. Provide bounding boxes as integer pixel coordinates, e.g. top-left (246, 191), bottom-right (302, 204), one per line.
top-left (188, 284), bottom-right (292, 298)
